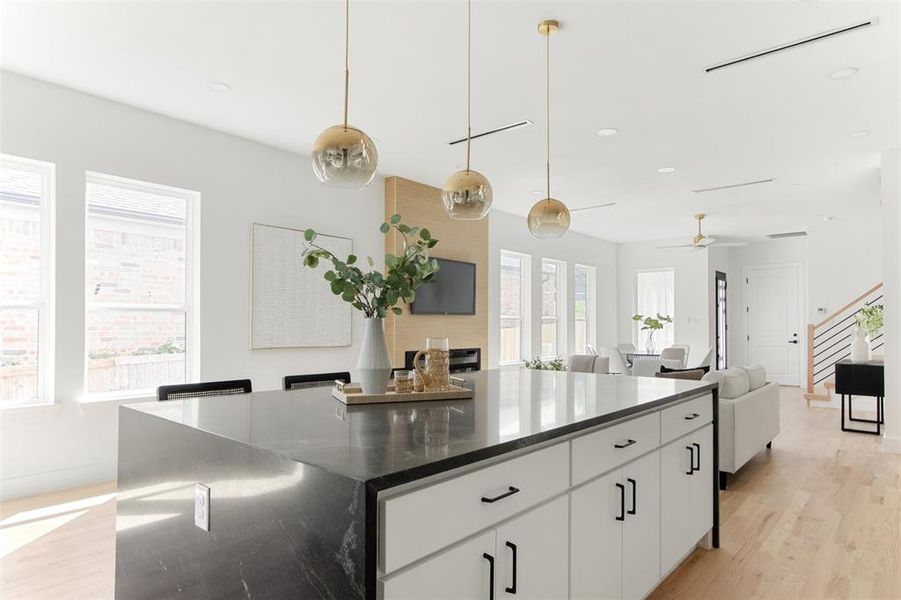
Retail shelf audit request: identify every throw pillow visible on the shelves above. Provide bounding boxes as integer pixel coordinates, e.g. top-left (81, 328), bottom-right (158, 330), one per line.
top-left (655, 369), bottom-right (706, 381)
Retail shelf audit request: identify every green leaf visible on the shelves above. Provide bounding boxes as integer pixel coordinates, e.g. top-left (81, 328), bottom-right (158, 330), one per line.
top-left (397, 224), bottom-right (411, 234)
top-left (380, 222), bottom-right (390, 234)
top-left (303, 228), bottom-right (316, 242)
top-left (347, 254), bottom-right (357, 265)
top-left (367, 256), bottom-right (374, 267)
top-left (391, 307), bottom-right (403, 315)
top-left (390, 213), bottom-right (402, 224)
top-left (420, 228), bottom-right (431, 241)
top-left (330, 280), bottom-right (344, 295)
top-left (427, 239), bottom-right (438, 248)
top-left (323, 271), bottom-right (336, 282)
top-left (304, 255), bottom-right (319, 268)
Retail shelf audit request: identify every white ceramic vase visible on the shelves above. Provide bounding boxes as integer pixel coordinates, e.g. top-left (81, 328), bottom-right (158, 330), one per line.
top-left (357, 317), bottom-right (392, 394)
top-left (850, 327), bottom-right (870, 362)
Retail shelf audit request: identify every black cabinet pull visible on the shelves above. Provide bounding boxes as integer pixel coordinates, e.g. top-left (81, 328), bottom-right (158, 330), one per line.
top-left (692, 442), bottom-right (701, 472)
top-left (505, 542), bottom-right (517, 594)
top-left (483, 553), bottom-right (495, 600)
top-left (614, 439), bottom-right (637, 449)
top-left (684, 412), bottom-right (701, 420)
top-left (627, 478), bottom-right (637, 515)
top-left (685, 446), bottom-right (695, 475)
top-left (615, 483), bottom-right (626, 521)
top-left (481, 486), bottom-right (520, 504)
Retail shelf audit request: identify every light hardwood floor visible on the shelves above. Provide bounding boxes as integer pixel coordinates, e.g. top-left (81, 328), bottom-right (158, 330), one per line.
top-left (1, 387), bottom-right (899, 600)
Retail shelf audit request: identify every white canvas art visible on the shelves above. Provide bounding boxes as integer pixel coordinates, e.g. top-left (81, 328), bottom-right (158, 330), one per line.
top-left (251, 223), bottom-right (352, 348)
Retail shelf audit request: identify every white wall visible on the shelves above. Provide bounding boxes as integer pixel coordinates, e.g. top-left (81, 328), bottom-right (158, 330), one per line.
top-left (881, 149), bottom-right (901, 453)
top-left (616, 242), bottom-right (710, 363)
top-left (0, 72), bottom-right (385, 500)
top-left (487, 210), bottom-right (618, 366)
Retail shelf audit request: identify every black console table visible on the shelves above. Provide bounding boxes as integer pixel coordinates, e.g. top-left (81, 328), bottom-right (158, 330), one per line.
top-left (834, 359), bottom-right (884, 435)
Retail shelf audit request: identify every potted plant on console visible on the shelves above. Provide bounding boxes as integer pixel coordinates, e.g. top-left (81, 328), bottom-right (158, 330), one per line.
top-left (301, 215), bottom-right (439, 394)
top-left (852, 304), bottom-right (884, 361)
top-left (631, 313), bottom-right (673, 354)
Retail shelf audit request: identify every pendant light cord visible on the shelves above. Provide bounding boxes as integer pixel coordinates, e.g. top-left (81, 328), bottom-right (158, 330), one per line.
top-left (343, 0), bottom-right (350, 130)
top-left (465, 0), bottom-right (472, 173)
top-left (545, 27), bottom-right (551, 202)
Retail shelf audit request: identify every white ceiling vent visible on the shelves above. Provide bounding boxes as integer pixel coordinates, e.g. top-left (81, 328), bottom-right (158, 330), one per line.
top-left (706, 19), bottom-right (877, 73)
top-left (448, 120), bottom-right (533, 145)
top-left (767, 231), bottom-right (808, 239)
top-left (692, 178), bottom-right (776, 194)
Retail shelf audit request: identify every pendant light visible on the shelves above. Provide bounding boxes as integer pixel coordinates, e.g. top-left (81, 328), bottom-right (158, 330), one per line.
top-left (312, 0), bottom-right (378, 189)
top-left (441, 0), bottom-right (493, 220)
top-left (528, 19), bottom-right (571, 239)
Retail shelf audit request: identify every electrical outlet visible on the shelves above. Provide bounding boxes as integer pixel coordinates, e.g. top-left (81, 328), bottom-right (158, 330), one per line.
top-left (194, 483), bottom-right (210, 531)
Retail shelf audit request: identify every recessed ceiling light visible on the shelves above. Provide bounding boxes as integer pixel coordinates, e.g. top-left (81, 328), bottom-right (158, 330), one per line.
top-left (849, 129), bottom-right (871, 137)
top-left (829, 67), bottom-right (859, 80)
top-left (657, 167), bottom-right (676, 174)
top-left (597, 128), bottom-right (619, 136)
top-left (209, 81), bottom-right (232, 93)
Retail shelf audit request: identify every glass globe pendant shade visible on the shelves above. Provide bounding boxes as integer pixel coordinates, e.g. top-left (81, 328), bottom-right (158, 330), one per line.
top-left (311, 124), bottom-right (379, 189)
top-left (528, 197), bottom-right (571, 239)
top-left (441, 169), bottom-right (493, 219)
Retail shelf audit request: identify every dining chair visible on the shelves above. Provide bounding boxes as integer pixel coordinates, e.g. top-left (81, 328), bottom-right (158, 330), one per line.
top-left (157, 379), bottom-right (252, 401)
top-left (670, 344), bottom-right (691, 367)
top-left (692, 346), bottom-right (715, 370)
top-left (568, 354), bottom-right (598, 374)
top-left (659, 347), bottom-right (687, 370)
top-left (617, 343), bottom-right (637, 354)
top-left (631, 357), bottom-right (662, 377)
top-left (283, 372), bottom-right (351, 390)
top-left (600, 346), bottom-right (630, 375)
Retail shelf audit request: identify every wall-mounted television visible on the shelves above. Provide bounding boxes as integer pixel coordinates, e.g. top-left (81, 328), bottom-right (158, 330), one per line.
top-left (411, 258), bottom-right (476, 315)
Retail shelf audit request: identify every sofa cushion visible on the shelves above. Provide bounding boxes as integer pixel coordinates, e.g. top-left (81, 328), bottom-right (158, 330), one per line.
top-left (745, 365), bottom-right (767, 390)
top-left (703, 367), bottom-right (750, 399)
top-left (655, 369), bottom-right (706, 381)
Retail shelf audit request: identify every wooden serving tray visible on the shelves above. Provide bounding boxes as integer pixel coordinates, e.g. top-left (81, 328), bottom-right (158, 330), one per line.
top-left (331, 380), bottom-right (474, 405)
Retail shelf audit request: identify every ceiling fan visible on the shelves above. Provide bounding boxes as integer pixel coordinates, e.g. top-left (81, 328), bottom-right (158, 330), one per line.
top-left (656, 213), bottom-right (747, 250)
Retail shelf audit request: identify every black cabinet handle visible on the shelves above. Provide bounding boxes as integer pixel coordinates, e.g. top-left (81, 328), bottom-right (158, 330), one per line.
top-left (481, 486), bottom-right (520, 504)
top-left (483, 553), bottom-right (495, 600)
top-left (505, 542), bottom-right (517, 594)
top-left (685, 446), bottom-right (695, 475)
top-left (614, 439), bottom-right (637, 449)
top-left (692, 442), bottom-right (701, 472)
top-left (684, 412), bottom-right (701, 420)
top-left (615, 483), bottom-right (626, 521)
top-left (627, 478), bottom-right (637, 515)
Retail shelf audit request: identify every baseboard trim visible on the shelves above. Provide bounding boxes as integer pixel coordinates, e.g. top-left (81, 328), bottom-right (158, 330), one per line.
top-left (882, 435), bottom-right (901, 455)
top-left (0, 462), bottom-right (115, 502)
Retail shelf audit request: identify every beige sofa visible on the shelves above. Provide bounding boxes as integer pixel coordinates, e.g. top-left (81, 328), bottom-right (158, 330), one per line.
top-left (702, 365), bottom-right (780, 490)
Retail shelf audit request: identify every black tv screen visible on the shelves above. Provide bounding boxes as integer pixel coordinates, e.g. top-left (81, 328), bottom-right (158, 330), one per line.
top-left (411, 258), bottom-right (476, 315)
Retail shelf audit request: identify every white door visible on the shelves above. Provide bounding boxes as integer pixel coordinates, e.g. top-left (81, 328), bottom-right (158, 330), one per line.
top-left (660, 438), bottom-right (693, 576)
top-left (689, 424), bottom-right (714, 543)
top-left (381, 531), bottom-right (495, 600)
top-left (496, 496), bottom-right (569, 599)
top-left (621, 451), bottom-right (661, 600)
top-left (746, 265), bottom-right (801, 385)
top-left (571, 470), bottom-right (623, 600)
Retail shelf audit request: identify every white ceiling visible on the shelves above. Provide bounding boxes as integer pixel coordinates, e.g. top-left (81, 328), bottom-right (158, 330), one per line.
top-left (2, 1), bottom-right (898, 243)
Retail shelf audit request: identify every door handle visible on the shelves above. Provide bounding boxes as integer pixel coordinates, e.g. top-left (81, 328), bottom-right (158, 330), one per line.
top-left (627, 478), bottom-right (637, 515)
top-left (483, 553), bottom-right (495, 600)
top-left (615, 483), bottom-right (626, 521)
top-left (692, 442), bottom-right (701, 472)
top-left (505, 542), bottom-right (517, 594)
top-left (788, 340), bottom-right (798, 344)
top-left (614, 438), bottom-right (637, 449)
top-left (684, 413), bottom-right (701, 420)
top-left (685, 446), bottom-right (695, 475)
top-left (481, 486), bottom-right (520, 504)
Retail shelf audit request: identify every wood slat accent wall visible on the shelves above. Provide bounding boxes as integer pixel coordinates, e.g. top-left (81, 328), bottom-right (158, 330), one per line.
top-left (384, 176), bottom-right (489, 368)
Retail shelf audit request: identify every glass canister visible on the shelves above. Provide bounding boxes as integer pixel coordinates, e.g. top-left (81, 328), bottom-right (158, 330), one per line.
top-left (413, 337), bottom-right (451, 392)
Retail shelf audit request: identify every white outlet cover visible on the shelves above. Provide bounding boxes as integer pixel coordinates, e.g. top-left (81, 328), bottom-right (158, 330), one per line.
top-left (194, 483), bottom-right (210, 531)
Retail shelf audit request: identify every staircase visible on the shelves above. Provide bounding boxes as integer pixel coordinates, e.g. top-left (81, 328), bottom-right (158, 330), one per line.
top-left (805, 283), bottom-right (884, 403)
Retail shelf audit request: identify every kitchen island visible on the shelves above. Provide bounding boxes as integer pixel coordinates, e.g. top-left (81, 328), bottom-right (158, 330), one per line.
top-left (115, 369), bottom-right (718, 599)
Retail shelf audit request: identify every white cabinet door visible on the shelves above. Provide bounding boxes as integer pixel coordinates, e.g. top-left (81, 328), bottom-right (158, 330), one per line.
top-left (496, 496), bottom-right (569, 600)
top-left (571, 470), bottom-right (623, 600)
top-left (660, 437), bottom-right (693, 576)
top-left (381, 531), bottom-right (495, 600)
top-left (622, 451), bottom-right (661, 600)
top-left (689, 424), bottom-right (714, 543)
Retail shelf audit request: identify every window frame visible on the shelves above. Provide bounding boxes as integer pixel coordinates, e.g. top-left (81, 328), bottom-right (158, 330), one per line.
top-left (83, 171), bottom-right (200, 402)
top-left (499, 249), bottom-right (530, 365)
top-left (0, 154), bottom-right (55, 407)
top-left (540, 257), bottom-right (567, 360)
top-left (634, 268), bottom-right (676, 349)
top-left (573, 263), bottom-right (597, 354)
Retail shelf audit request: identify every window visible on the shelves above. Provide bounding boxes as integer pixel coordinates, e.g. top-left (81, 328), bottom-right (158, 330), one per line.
top-left (1, 155), bottom-right (54, 407)
top-left (635, 269), bottom-right (675, 349)
top-left (541, 258), bottom-right (566, 359)
top-left (574, 264), bottom-right (596, 353)
top-left (500, 250), bottom-right (529, 363)
top-left (85, 173), bottom-right (199, 399)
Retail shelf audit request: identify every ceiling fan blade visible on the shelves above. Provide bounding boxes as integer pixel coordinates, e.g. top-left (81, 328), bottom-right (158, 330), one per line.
top-left (570, 202), bottom-right (617, 212)
top-left (656, 243), bottom-right (694, 249)
top-left (710, 241), bottom-right (748, 247)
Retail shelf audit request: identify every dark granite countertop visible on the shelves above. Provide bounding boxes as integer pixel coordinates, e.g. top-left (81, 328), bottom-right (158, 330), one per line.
top-left (123, 369), bottom-right (714, 490)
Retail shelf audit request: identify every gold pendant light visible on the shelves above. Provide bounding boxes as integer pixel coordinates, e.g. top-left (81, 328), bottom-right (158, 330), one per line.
top-left (528, 19), bottom-right (571, 239)
top-left (441, 0), bottom-right (493, 220)
top-left (312, 0), bottom-right (378, 189)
